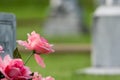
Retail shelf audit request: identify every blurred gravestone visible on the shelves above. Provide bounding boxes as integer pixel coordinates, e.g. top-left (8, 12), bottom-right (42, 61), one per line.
top-left (0, 13), bottom-right (16, 58)
top-left (77, 0), bottom-right (120, 74)
top-left (43, 0), bottom-right (82, 36)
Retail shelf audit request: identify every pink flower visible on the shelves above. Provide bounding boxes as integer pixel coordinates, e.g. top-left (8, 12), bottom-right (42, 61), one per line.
top-left (17, 31), bottom-right (54, 68)
top-left (0, 45), bottom-right (4, 53)
top-left (0, 55), bottom-right (31, 80)
top-left (32, 72), bottom-right (55, 80)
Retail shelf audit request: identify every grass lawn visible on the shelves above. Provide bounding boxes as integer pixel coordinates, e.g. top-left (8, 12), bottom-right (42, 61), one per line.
top-left (0, 6), bottom-right (48, 19)
top-left (16, 26), bottom-right (43, 40)
top-left (20, 52), bottom-right (120, 80)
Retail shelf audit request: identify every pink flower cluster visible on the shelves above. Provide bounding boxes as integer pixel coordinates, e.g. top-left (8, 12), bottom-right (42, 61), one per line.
top-left (0, 31), bottom-right (55, 80)
top-left (0, 55), bottom-right (54, 80)
top-left (0, 55), bottom-right (31, 80)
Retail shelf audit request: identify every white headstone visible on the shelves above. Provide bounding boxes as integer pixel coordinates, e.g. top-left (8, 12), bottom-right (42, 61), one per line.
top-left (92, 6), bottom-right (120, 68)
top-left (0, 13), bottom-right (16, 58)
top-left (43, 0), bottom-right (82, 36)
top-left (77, 0), bottom-right (120, 75)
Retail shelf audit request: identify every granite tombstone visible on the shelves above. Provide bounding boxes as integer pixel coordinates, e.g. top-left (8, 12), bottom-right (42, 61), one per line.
top-left (0, 13), bottom-right (16, 58)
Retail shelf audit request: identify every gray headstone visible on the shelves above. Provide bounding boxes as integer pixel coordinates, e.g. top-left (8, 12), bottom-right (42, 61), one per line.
top-left (0, 13), bottom-right (16, 58)
top-left (43, 0), bottom-right (82, 36)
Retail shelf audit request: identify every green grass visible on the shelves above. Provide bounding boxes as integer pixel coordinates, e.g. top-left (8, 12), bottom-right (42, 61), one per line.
top-left (0, 6), bottom-right (48, 19)
top-left (21, 52), bottom-right (91, 80)
top-left (20, 52), bottom-right (120, 80)
top-left (16, 26), bottom-right (43, 40)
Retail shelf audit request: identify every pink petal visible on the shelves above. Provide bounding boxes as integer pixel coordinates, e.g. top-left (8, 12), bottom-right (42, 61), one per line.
top-left (0, 45), bottom-right (4, 53)
top-left (0, 45), bottom-right (3, 50)
top-left (0, 56), bottom-right (5, 68)
top-left (17, 40), bottom-right (27, 46)
top-left (0, 56), bottom-right (3, 63)
top-left (41, 37), bottom-right (48, 43)
top-left (45, 76), bottom-right (55, 80)
top-left (17, 40), bottom-right (33, 50)
top-left (34, 54), bottom-right (46, 68)
top-left (3, 55), bottom-right (12, 66)
top-left (1, 78), bottom-right (8, 80)
top-left (31, 31), bottom-right (36, 35)
top-left (7, 67), bottom-right (21, 78)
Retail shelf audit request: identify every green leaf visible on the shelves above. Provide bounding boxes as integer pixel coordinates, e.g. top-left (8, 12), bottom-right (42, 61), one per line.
top-left (13, 47), bottom-right (22, 59)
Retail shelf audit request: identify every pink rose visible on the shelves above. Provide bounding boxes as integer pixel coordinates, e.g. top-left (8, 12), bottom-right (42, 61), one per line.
top-left (17, 31), bottom-right (54, 54)
top-left (17, 31), bottom-right (54, 68)
top-left (0, 55), bottom-right (31, 80)
top-left (32, 72), bottom-right (55, 80)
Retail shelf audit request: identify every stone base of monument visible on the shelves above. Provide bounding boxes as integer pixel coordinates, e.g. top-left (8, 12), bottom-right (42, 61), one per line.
top-left (76, 67), bottom-right (120, 75)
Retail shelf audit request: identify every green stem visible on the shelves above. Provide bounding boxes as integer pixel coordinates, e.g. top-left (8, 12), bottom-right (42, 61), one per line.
top-left (24, 52), bottom-right (34, 65)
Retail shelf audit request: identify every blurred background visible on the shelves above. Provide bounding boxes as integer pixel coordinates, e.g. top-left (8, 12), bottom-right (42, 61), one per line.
top-left (1, 0), bottom-right (120, 80)
top-left (0, 0), bottom-right (94, 41)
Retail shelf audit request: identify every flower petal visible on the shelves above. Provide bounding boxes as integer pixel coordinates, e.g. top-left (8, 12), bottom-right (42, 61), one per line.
top-left (34, 54), bottom-right (46, 68)
top-left (3, 55), bottom-right (12, 66)
top-left (45, 76), bottom-right (55, 80)
top-left (0, 56), bottom-right (3, 65)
